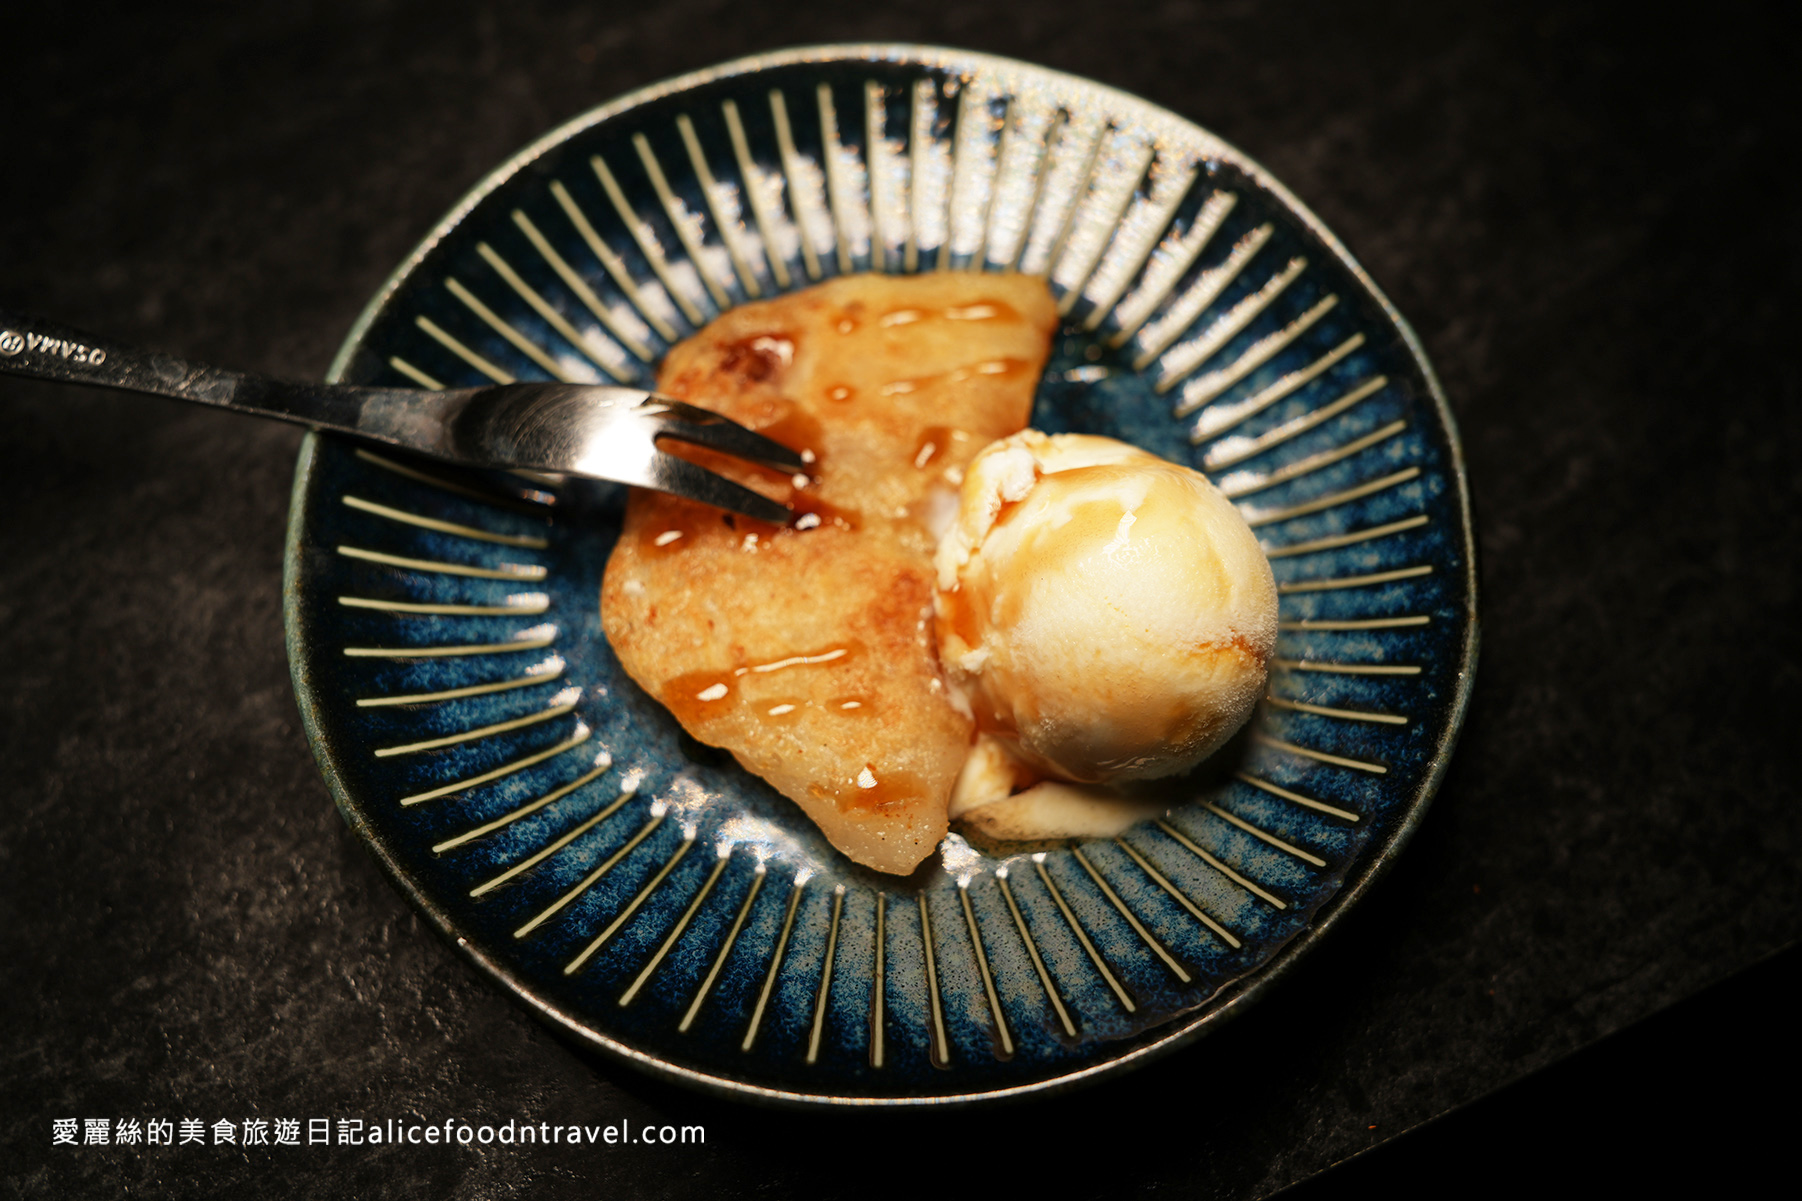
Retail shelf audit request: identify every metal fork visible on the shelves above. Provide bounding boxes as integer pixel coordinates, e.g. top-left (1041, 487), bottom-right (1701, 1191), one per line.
top-left (0, 310), bottom-right (803, 523)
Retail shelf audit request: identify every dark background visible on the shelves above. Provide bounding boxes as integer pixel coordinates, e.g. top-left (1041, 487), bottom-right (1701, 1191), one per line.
top-left (2, 1), bottom-right (1795, 1196)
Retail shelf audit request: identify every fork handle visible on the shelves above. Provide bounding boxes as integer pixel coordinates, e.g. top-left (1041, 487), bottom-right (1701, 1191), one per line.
top-left (0, 309), bottom-right (451, 450)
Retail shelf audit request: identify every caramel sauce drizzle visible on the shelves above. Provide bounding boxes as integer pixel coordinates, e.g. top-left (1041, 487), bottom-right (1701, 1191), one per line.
top-left (879, 358), bottom-right (1025, 396)
top-left (808, 765), bottom-right (926, 814)
top-left (659, 642), bottom-right (865, 728)
top-left (717, 333), bottom-right (794, 380)
top-left (638, 489), bottom-right (858, 553)
top-left (912, 426), bottom-right (980, 470)
top-left (875, 300), bottom-right (1019, 327)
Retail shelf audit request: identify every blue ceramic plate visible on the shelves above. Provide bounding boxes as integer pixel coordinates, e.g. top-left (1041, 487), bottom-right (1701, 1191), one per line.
top-left (284, 45), bottom-right (1477, 1105)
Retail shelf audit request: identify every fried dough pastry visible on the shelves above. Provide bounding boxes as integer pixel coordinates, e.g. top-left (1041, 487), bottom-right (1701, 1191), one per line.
top-left (600, 273), bottom-right (1057, 874)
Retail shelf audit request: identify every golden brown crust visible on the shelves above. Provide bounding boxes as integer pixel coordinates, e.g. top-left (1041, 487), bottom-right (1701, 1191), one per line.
top-left (599, 273), bottom-right (1057, 874)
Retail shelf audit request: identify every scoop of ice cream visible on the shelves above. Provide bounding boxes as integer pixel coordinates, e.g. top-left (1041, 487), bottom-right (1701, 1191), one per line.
top-left (933, 430), bottom-right (1276, 784)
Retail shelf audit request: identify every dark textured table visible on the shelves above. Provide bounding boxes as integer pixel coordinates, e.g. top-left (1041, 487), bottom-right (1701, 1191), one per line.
top-left (3, 2), bottom-right (1795, 1196)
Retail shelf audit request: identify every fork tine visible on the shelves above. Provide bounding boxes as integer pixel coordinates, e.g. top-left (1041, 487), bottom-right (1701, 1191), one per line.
top-left (645, 401), bottom-right (808, 473)
top-left (645, 449), bottom-right (793, 525)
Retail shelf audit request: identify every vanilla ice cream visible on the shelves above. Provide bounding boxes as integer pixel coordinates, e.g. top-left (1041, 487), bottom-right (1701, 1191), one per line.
top-left (933, 431), bottom-right (1276, 785)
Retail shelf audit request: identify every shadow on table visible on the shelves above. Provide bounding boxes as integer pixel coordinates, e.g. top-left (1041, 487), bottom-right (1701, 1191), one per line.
top-left (1282, 941), bottom-right (1799, 1197)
